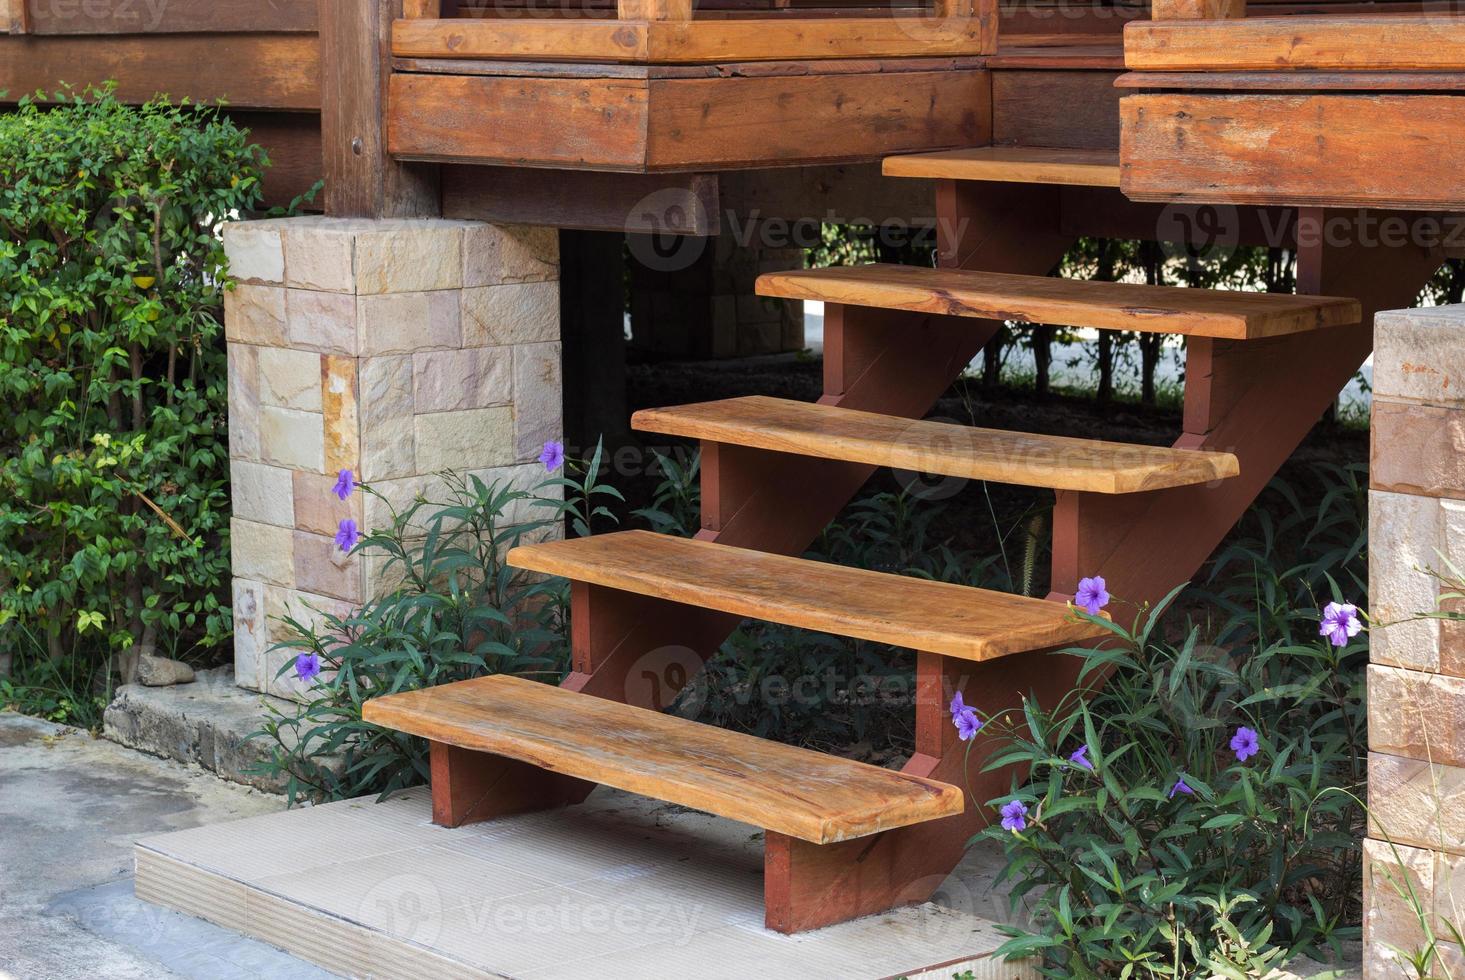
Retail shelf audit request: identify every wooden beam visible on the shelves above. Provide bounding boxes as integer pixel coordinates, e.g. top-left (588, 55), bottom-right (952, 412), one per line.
top-left (321, 0), bottom-right (437, 217)
top-left (0, 33), bottom-right (319, 108)
top-left (1148, 0), bottom-right (1244, 19)
top-left (617, 0), bottom-right (694, 19)
top-left (442, 165), bottom-right (719, 233)
top-left (391, 15), bottom-right (993, 63)
top-left (24, 0), bottom-right (317, 34)
top-left (1121, 93), bottom-right (1465, 210)
top-left (388, 68), bottom-right (987, 172)
top-left (1127, 15), bottom-right (1465, 70)
top-left (227, 111), bottom-right (325, 210)
top-left (4, 0), bottom-right (28, 34)
top-left (993, 69), bottom-right (1124, 150)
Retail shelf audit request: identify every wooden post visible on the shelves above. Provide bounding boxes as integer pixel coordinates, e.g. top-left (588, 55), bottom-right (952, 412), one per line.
top-left (1149, 0), bottom-right (1244, 19)
top-left (319, 0), bottom-right (438, 218)
top-left (4, 0), bottom-right (29, 33)
top-left (617, 0), bottom-right (694, 19)
top-left (429, 742), bottom-right (589, 828)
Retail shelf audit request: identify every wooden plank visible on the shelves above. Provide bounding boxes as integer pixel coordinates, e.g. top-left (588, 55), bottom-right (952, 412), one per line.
top-left (507, 530), bottom-right (1111, 660)
top-left (632, 395), bottom-right (1240, 492)
top-left (25, 0), bottom-right (316, 34)
top-left (388, 72), bottom-right (651, 169)
top-left (228, 111), bottom-right (324, 210)
top-left (1150, 0), bottom-right (1244, 19)
top-left (757, 264), bottom-right (1361, 338)
top-left (619, 0), bottom-right (695, 18)
top-left (362, 673), bottom-right (964, 844)
top-left (1126, 15), bottom-right (1465, 71)
top-left (992, 69), bottom-right (1123, 149)
top-left (883, 145), bottom-right (1120, 186)
top-left (5, 0), bottom-right (27, 33)
top-left (643, 69), bottom-right (987, 170)
top-left (391, 15), bottom-right (991, 63)
top-left (322, 0), bottom-right (438, 217)
top-left (442, 165), bottom-right (720, 233)
top-left (1121, 92), bottom-right (1465, 210)
top-left (0, 34), bottom-right (319, 109)
top-left (1116, 70), bottom-right (1465, 91)
top-left (388, 68), bottom-right (987, 171)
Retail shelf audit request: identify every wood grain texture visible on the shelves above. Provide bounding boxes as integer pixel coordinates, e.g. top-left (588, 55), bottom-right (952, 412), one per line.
top-left (1126, 15), bottom-right (1465, 71)
top-left (1149, 0), bottom-right (1244, 19)
top-left (0, 33), bottom-right (319, 108)
top-left (392, 15), bottom-right (993, 63)
top-left (619, 0), bottom-right (694, 18)
top-left (388, 68), bottom-right (987, 171)
top-left (506, 530), bottom-right (1110, 660)
top-left (442, 165), bottom-right (719, 233)
top-left (1120, 93), bottom-right (1465, 210)
top-left (883, 145), bottom-right (1120, 186)
top-left (4, 0), bottom-right (27, 33)
top-left (363, 674), bottom-right (963, 844)
top-left (632, 395), bottom-right (1240, 492)
top-left (1115, 70), bottom-right (1465, 90)
top-left (25, 0), bottom-right (316, 33)
top-left (757, 264), bottom-right (1362, 339)
top-left (992, 70), bottom-right (1123, 149)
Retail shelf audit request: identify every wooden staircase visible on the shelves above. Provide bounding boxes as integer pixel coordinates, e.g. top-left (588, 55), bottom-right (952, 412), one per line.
top-left (363, 145), bottom-right (1444, 938)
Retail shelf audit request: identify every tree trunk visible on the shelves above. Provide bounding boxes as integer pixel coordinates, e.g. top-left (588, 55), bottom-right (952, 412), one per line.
top-left (1033, 325), bottom-right (1052, 396)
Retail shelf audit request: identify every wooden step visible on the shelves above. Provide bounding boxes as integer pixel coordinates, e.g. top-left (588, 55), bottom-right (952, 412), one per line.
top-left (507, 530), bottom-right (1109, 661)
top-left (757, 264), bottom-right (1361, 340)
top-left (632, 395), bottom-right (1238, 494)
top-left (883, 146), bottom-right (1121, 187)
top-left (362, 674), bottom-right (963, 845)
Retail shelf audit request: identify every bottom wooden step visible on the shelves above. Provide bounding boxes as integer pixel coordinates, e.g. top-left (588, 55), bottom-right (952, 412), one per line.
top-left (363, 674), bottom-right (963, 846)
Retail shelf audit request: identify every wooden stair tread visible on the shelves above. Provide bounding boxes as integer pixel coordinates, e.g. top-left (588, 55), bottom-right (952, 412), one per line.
top-left (883, 146), bottom-right (1121, 187)
top-left (507, 530), bottom-right (1109, 661)
top-left (632, 395), bottom-right (1238, 494)
top-left (756, 264), bottom-right (1361, 340)
top-left (362, 674), bottom-right (962, 845)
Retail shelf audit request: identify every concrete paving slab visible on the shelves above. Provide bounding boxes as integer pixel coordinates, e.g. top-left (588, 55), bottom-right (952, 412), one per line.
top-left (0, 711), bottom-right (325, 979)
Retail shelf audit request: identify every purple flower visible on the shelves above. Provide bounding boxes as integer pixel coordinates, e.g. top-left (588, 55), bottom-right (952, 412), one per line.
top-left (999, 799), bottom-right (1029, 832)
top-left (1169, 776), bottom-right (1195, 799)
top-left (1069, 744), bottom-right (1093, 771)
top-left (539, 440), bottom-right (565, 472)
top-left (1319, 601), bottom-right (1363, 648)
top-left (294, 652), bottom-right (321, 683)
top-left (1230, 725), bottom-right (1260, 763)
top-left (956, 710), bottom-right (983, 741)
top-left (1075, 576), bottom-right (1110, 616)
top-left (331, 469), bottom-right (355, 501)
top-left (949, 691), bottom-right (969, 719)
top-left (335, 518), bottom-right (360, 552)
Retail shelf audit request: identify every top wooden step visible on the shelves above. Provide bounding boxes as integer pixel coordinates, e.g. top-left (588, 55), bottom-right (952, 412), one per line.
top-left (883, 146), bottom-right (1121, 187)
top-left (362, 674), bottom-right (962, 845)
top-left (507, 530), bottom-right (1109, 662)
top-left (632, 395), bottom-right (1238, 494)
top-left (757, 264), bottom-right (1361, 340)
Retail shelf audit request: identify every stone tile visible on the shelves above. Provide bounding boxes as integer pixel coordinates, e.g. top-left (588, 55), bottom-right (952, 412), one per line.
top-left (287, 289), bottom-right (357, 355)
top-left (1369, 752), bottom-right (1465, 857)
top-left (462, 281), bottom-right (559, 347)
top-left (512, 342), bottom-right (562, 463)
top-left (224, 284), bottom-right (288, 347)
top-left (1370, 664), bottom-right (1465, 768)
top-left (1372, 400), bottom-right (1465, 499)
top-left (462, 224), bottom-right (559, 287)
top-left (1436, 852), bottom-right (1465, 938)
top-left (223, 223), bottom-right (284, 285)
top-left (262, 584), bottom-right (355, 648)
top-left (260, 406), bottom-right (326, 473)
top-left (355, 224), bottom-right (464, 295)
top-left (283, 224), bottom-right (356, 294)
top-left (231, 518), bottom-right (296, 590)
top-left (413, 347), bottom-right (512, 415)
top-left (360, 355), bottom-right (417, 482)
top-left (227, 344), bottom-right (261, 461)
top-left (321, 355), bottom-right (360, 474)
top-left (1370, 489), bottom-right (1442, 672)
top-left (363, 550), bottom-right (412, 599)
top-left (1375, 305), bottom-right (1465, 406)
top-left (230, 460), bottom-right (295, 528)
top-left (293, 530), bottom-right (362, 604)
top-left (364, 417), bottom-right (417, 483)
top-left (232, 578), bottom-right (268, 692)
top-left (359, 291), bottom-right (462, 356)
top-left (415, 406), bottom-right (514, 473)
top-left (362, 464), bottom-right (556, 540)
top-left (293, 470), bottom-right (363, 537)
top-left (258, 347), bottom-right (324, 412)
top-left (1364, 838), bottom-right (1436, 976)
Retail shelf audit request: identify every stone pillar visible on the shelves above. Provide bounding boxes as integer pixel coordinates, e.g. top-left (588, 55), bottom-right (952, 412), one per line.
top-left (629, 233), bottom-right (804, 359)
top-left (1365, 305), bottom-right (1465, 977)
top-left (222, 217), bottom-right (561, 699)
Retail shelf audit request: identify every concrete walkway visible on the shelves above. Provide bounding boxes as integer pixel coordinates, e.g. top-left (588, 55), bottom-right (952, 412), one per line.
top-left (0, 711), bottom-right (330, 979)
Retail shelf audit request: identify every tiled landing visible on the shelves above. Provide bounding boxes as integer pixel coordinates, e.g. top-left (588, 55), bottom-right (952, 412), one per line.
top-left (135, 786), bottom-right (1036, 980)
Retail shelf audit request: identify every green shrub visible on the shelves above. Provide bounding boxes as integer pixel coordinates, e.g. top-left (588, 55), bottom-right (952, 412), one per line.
top-left (249, 445), bottom-right (623, 804)
top-left (0, 87), bottom-right (267, 725)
